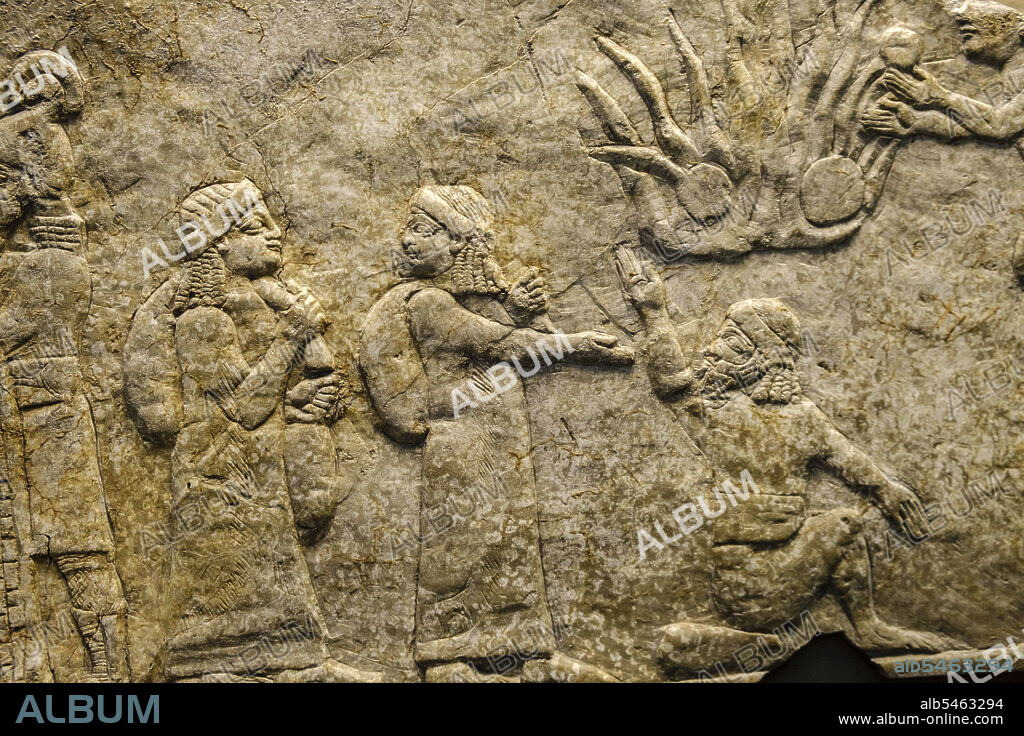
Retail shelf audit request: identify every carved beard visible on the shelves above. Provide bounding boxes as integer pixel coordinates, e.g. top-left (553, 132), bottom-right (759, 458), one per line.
top-left (695, 353), bottom-right (761, 407)
top-left (0, 189), bottom-right (23, 226)
top-left (696, 345), bottom-right (801, 407)
top-left (0, 197), bottom-right (21, 226)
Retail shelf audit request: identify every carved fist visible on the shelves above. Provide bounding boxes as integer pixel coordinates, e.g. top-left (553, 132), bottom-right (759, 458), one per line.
top-left (503, 267), bottom-right (549, 326)
top-left (877, 479), bottom-right (927, 539)
top-left (282, 290), bottom-right (329, 341)
top-left (286, 372), bottom-right (344, 423)
top-left (614, 245), bottom-right (667, 313)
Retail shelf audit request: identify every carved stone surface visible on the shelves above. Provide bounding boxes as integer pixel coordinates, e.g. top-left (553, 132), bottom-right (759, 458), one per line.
top-left (1, 0), bottom-right (1024, 682)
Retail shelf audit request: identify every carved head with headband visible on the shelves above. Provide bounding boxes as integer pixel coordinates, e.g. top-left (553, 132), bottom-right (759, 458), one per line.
top-left (404, 185), bottom-right (507, 297)
top-left (171, 178), bottom-right (276, 315)
top-left (697, 297), bottom-right (803, 406)
top-left (0, 50), bottom-right (86, 249)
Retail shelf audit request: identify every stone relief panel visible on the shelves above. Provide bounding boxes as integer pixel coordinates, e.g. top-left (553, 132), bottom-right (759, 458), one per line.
top-left (0, 0), bottom-right (1021, 682)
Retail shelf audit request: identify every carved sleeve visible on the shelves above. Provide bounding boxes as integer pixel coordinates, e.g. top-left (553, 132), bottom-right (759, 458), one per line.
top-left (912, 110), bottom-right (970, 140)
top-left (407, 287), bottom-right (555, 365)
top-left (933, 89), bottom-right (1024, 142)
top-left (641, 309), bottom-right (695, 400)
top-left (175, 306), bottom-right (299, 430)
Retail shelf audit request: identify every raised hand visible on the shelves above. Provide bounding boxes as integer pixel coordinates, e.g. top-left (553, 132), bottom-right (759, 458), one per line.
top-left (282, 290), bottom-right (329, 341)
top-left (255, 276), bottom-right (329, 341)
top-left (614, 245), bottom-right (667, 313)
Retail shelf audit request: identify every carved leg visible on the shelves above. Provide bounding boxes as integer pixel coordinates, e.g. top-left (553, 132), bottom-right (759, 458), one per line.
top-left (55, 553), bottom-right (129, 682)
top-left (833, 536), bottom-right (965, 653)
top-left (712, 509), bottom-right (860, 632)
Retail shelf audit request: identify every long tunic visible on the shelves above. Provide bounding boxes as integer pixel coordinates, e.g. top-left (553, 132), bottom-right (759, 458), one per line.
top-left (164, 297), bottom-right (327, 680)
top-left (0, 246), bottom-right (113, 556)
top-left (402, 285), bottom-right (556, 666)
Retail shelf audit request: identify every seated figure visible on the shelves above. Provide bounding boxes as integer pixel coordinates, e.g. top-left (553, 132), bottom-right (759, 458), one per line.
top-left (614, 248), bottom-right (961, 676)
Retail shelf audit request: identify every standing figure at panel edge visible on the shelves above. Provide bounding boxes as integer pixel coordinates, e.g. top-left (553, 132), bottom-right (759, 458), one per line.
top-left (0, 49), bottom-right (128, 682)
top-left (359, 185), bottom-right (633, 682)
top-left (615, 248), bottom-right (964, 677)
top-left (124, 178), bottom-right (380, 682)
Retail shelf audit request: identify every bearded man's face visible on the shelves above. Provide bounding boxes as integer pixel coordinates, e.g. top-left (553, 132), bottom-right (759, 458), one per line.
top-left (705, 318), bottom-right (756, 366)
top-left (953, 1), bottom-right (1023, 66)
top-left (698, 318), bottom-right (761, 393)
top-left (0, 162), bottom-right (25, 226)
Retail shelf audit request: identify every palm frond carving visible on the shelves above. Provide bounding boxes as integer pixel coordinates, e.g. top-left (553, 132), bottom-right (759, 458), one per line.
top-left (577, 0), bottom-right (919, 258)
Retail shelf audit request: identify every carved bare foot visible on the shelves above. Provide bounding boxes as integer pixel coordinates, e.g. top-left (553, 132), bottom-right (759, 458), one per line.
top-left (520, 652), bottom-right (619, 683)
top-left (854, 619), bottom-right (966, 654)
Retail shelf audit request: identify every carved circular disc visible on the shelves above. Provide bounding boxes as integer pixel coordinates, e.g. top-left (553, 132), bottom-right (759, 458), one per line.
top-left (800, 156), bottom-right (866, 226)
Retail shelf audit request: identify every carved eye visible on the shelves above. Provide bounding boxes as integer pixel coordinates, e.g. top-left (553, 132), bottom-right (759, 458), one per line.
top-left (724, 331), bottom-right (749, 352)
top-left (239, 216), bottom-right (263, 233)
top-left (412, 222), bottom-right (434, 235)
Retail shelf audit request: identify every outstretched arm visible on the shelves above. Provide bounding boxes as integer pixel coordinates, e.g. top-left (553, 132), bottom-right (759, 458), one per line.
top-left (407, 288), bottom-right (633, 368)
top-left (883, 67), bottom-right (1024, 141)
top-left (863, 97), bottom-right (971, 140)
top-left (810, 404), bottom-right (927, 537)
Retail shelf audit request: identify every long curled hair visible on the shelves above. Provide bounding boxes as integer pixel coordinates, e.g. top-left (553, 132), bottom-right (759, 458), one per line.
top-left (410, 185), bottom-right (508, 298)
top-left (449, 228), bottom-right (507, 297)
top-left (170, 179), bottom-right (259, 315)
top-left (172, 246), bottom-right (227, 315)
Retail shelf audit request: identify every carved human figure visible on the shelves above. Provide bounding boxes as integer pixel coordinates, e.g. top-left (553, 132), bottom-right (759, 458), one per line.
top-left (0, 50), bottom-right (128, 682)
top-left (359, 185), bottom-right (634, 682)
top-left (123, 178), bottom-right (379, 682)
top-left (614, 248), bottom-right (959, 662)
top-left (863, 1), bottom-right (1024, 277)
